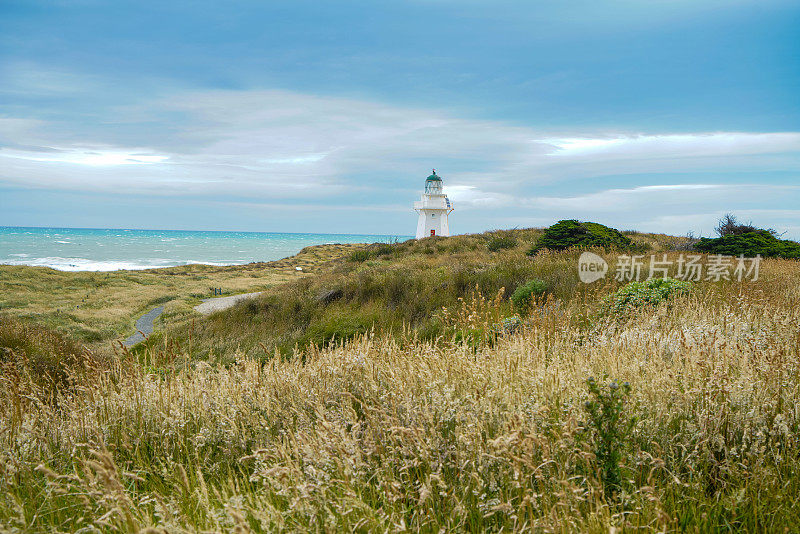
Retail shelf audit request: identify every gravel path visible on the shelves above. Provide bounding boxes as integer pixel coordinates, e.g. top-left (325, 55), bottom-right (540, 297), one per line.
top-left (123, 306), bottom-right (164, 346)
top-left (193, 291), bottom-right (263, 315)
top-left (123, 292), bottom-right (262, 347)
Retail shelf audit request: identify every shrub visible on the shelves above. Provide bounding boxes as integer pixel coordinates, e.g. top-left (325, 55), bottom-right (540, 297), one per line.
top-left (348, 249), bottom-right (371, 262)
top-left (695, 230), bottom-right (800, 259)
top-left (493, 315), bottom-right (522, 337)
top-left (511, 279), bottom-right (547, 314)
top-left (602, 277), bottom-right (691, 316)
top-left (486, 235), bottom-right (517, 252)
top-left (528, 220), bottom-right (632, 255)
top-left (348, 243), bottom-right (396, 263)
top-left (371, 243), bottom-right (395, 257)
top-left (583, 377), bottom-right (634, 497)
top-left (715, 213), bottom-right (778, 237)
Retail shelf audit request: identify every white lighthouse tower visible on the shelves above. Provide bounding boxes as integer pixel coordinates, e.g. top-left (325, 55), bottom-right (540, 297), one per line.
top-left (414, 169), bottom-right (454, 239)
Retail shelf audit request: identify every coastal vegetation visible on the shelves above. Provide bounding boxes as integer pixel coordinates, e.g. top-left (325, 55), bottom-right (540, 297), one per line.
top-left (695, 231), bottom-right (800, 259)
top-left (2, 225), bottom-right (800, 531)
top-left (147, 227), bottom-right (701, 360)
top-left (694, 213), bottom-right (800, 259)
top-left (0, 315), bottom-right (100, 400)
top-left (600, 277), bottom-right (692, 317)
top-left (486, 234), bottom-right (518, 252)
top-left (509, 278), bottom-right (548, 314)
top-left (146, 228), bottom-right (679, 359)
top-left (0, 244), bottom-right (361, 347)
top-left (526, 220), bottom-right (635, 255)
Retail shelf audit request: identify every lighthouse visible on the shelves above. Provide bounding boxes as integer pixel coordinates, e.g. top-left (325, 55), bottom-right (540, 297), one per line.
top-left (414, 169), bottom-right (454, 239)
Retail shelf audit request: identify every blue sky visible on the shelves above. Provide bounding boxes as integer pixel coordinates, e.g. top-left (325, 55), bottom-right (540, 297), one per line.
top-left (1, 0), bottom-right (799, 237)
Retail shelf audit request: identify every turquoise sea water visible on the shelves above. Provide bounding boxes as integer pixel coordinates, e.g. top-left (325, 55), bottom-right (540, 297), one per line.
top-left (0, 227), bottom-right (411, 271)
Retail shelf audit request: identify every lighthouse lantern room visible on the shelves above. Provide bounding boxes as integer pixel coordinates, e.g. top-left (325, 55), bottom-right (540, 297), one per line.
top-left (414, 169), bottom-right (454, 239)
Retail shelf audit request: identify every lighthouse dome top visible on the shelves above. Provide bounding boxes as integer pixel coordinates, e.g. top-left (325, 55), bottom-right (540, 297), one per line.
top-left (426, 170), bottom-right (442, 182)
top-left (424, 169), bottom-right (444, 194)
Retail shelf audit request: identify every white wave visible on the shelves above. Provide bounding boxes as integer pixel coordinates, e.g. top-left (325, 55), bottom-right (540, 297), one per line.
top-left (184, 259), bottom-right (246, 266)
top-left (55, 240), bottom-right (72, 244)
top-left (0, 257), bottom-right (248, 271)
top-left (0, 257), bottom-right (173, 272)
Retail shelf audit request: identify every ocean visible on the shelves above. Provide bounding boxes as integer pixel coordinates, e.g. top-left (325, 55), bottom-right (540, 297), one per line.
top-left (0, 227), bottom-right (411, 271)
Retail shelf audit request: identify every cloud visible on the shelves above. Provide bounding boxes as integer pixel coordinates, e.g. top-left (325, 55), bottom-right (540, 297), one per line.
top-left (543, 133), bottom-right (800, 159)
top-left (0, 89), bottom-right (537, 197)
top-left (1, 146), bottom-right (168, 166)
top-left (642, 209), bottom-right (800, 238)
top-left (442, 185), bottom-right (513, 207)
top-left (525, 184), bottom-right (724, 211)
top-left (514, 185), bottom-right (800, 238)
top-left (4, 88), bottom-right (799, 195)
top-left (525, 183), bottom-right (800, 215)
top-left (1, 87), bottom-right (799, 239)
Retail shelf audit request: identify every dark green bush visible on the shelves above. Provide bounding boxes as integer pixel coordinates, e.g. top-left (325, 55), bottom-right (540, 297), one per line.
top-left (511, 279), bottom-right (547, 313)
top-left (528, 220), bottom-right (632, 255)
top-left (348, 249), bottom-right (371, 262)
top-left (602, 277), bottom-right (691, 316)
top-left (371, 243), bottom-right (395, 257)
top-left (486, 235), bottom-right (517, 252)
top-left (714, 213), bottom-right (778, 237)
top-left (694, 230), bottom-right (800, 259)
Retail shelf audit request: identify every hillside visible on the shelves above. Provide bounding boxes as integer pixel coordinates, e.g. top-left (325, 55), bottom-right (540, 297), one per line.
top-left (146, 228), bottom-right (692, 360)
top-left (4, 227), bottom-right (800, 531)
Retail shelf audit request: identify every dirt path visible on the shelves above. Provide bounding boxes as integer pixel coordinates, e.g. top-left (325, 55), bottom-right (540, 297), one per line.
top-left (193, 291), bottom-right (263, 315)
top-left (123, 292), bottom-right (263, 346)
top-left (123, 306), bottom-right (165, 346)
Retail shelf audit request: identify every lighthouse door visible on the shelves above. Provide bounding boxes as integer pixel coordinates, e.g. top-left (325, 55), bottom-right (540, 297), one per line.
top-left (430, 230), bottom-right (435, 236)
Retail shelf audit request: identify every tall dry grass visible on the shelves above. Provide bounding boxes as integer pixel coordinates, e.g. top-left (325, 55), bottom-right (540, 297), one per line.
top-left (2, 254), bottom-right (800, 531)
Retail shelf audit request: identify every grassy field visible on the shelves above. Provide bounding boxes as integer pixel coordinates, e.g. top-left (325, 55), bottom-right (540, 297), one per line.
top-left (148, 229), bottom-right (692, 360)
top-left (2, 229), bottom-right (800, 531)
top-left (0, 243), bottom-right (363, 347)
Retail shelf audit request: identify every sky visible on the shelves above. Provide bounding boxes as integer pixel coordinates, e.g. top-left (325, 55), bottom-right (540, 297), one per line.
top-left (1, 0), bottom-right (799, 238)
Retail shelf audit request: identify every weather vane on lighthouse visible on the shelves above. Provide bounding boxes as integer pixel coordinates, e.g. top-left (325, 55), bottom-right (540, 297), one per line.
top-left (413, 169), bottom-right (454, 239)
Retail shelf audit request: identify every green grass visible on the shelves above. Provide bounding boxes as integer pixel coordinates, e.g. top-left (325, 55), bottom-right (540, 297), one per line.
top-left (152, 235), bottom-right (588, 359)
top-left (0, 315), bottom-right (102, 402)
top-left (153, 229), bottom-right (694, 361)
top-left (486, 234), bottom-right (518, 252)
